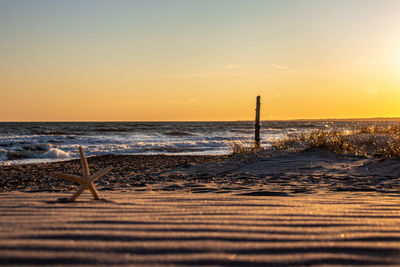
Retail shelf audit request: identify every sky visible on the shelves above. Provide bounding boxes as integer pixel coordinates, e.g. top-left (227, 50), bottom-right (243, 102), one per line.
top-left (1, 0), bottom-right (400, 121)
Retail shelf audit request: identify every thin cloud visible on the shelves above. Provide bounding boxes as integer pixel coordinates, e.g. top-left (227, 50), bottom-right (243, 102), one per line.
top-left (161, 63), bottom-right (316, 79)
top-left (220, 63), bottom-right (247, 69)
top-left (267, 64), bottom-right (316, 73)
top-left (269, 64), bottom-right (289, 70)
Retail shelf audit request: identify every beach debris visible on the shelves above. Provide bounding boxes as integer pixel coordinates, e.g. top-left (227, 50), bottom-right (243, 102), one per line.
top-left (53, 146), bottom-right (112, 202)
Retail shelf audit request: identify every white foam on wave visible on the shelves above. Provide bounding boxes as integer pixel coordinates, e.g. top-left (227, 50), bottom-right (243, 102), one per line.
top-left (1, 121), bottom-right (339, 164)
top-left (40, 148), bottom-right (71, 159)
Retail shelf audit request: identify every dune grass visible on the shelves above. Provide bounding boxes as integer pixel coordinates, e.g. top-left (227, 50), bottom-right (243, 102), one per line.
top-left (229, 141), bottom-right (263, 155)
top-left (228, 124), bottom-right (400, 159)
top-left (354, 124), bottom-right (400, 135)
top-left (272, 125), bottom-right (400, 159)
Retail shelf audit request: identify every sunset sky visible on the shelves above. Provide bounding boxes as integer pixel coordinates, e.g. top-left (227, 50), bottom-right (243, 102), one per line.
top-left (1, 0), bottom-right (400, 121)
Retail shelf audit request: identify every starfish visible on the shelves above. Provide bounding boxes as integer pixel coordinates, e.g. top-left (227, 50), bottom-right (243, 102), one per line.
top-left (53, 146), bottom-right (112, 202)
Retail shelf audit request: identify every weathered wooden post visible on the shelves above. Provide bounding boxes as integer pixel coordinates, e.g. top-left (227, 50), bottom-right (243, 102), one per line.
top-left (255, 95), bottom-right (261, 148)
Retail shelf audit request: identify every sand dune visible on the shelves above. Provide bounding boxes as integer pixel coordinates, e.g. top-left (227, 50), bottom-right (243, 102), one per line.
top-left (1, 191), bottom-right (400, 266)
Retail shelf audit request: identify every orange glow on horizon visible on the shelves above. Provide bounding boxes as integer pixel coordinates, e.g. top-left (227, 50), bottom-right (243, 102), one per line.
top-left (1, 1), bottom-right (400, 121)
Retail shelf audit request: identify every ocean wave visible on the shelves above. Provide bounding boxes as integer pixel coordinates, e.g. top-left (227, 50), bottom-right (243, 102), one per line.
top-left (22, 143), bottom-right (52, 152)
top-left (0, 149), bottom-right (7, 161)
top-left (93, 128), bottom-right (132, 133)
top-left (32, 130), bottom-right (69, 135)
top-left (40, 148), bottom-right (71, 159)
top-left (164, 131), bottom-right (194, 136)
top-left (1, 143), bottom-right (71, 161)
top-left (230, 129), bottom-right (253, 134)
top-left (1, 120), bottom-right (387, 164)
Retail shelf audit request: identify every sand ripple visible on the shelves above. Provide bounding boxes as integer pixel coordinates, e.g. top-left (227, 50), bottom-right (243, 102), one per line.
top-left (0, 191), bottom-right (399, 266)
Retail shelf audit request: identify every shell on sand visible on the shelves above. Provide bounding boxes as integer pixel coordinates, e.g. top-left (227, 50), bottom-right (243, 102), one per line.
top-left (53, 147), bottom-right (111, 202)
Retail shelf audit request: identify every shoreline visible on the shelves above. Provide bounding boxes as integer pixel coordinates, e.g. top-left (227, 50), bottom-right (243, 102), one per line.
top-left (0, 154), bottom-right (224, 193)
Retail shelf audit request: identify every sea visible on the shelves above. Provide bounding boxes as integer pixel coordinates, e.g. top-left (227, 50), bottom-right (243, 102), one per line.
top-left (0, 120), bottom-right (397, 165)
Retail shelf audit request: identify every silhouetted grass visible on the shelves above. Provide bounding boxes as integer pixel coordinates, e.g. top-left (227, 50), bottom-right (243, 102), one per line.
top-left (272, 125), bottom-right (400, 159)
top-left (229, 141), bottom-right (263, 156)
top-left (354, 124), bottom-right (400, 135)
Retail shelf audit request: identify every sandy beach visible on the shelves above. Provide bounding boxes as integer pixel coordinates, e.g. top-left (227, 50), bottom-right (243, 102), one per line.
top-left (3, 0), bottom-right (400, 265)
top-left (1, 150), bottom-right (400, 266)
top-left (2, 149), bottom-right (400, 194)
top-left (1, 191), bottom-right (400, 266)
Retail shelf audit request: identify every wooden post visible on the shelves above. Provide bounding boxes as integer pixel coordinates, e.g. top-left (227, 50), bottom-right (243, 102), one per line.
top-left (255, 95), bottom-right (261, 148)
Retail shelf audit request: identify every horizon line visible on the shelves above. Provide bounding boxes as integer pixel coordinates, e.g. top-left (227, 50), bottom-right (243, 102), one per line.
top-left (1, 117), bottom-right (400, 123)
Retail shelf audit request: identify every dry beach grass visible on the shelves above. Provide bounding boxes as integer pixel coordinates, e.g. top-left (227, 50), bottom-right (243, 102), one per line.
top-left (273, 124), bottom-right (400, 159)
